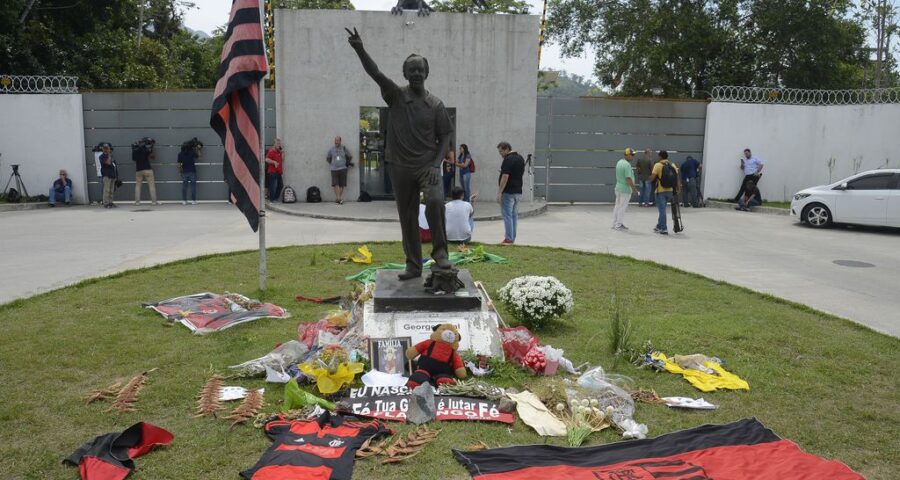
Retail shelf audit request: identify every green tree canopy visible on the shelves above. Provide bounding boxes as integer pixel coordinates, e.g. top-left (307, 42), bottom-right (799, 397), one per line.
top-left (1, 0), bottom-right (223, 89)
top-left (547, 0), bottom-right (871, 97)
top-left (431, 0), bottom-right (529, 15)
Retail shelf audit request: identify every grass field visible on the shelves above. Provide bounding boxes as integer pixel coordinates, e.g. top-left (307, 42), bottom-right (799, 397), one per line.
top-left (0, 243), bottom-right (897, 479)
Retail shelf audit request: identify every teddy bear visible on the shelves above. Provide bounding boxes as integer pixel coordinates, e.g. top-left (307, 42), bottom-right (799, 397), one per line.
top-left (405, 324), bottom-right (467, 388)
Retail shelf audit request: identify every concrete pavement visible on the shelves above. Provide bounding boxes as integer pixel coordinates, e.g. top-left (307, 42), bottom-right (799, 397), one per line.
top-left (2, 202), bottom-right (898, 337)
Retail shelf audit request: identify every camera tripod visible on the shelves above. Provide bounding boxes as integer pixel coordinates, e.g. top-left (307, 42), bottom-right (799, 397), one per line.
top-left (3, 164), bottom-right (30, 200)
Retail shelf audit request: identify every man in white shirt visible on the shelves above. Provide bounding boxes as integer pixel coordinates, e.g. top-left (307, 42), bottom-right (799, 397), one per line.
top-left (733, 148), bottom-right (764, 202)
top-left (445, 187), bottom-right (476, 243)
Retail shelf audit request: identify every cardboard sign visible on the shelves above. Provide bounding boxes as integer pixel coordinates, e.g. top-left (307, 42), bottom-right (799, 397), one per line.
top-left (341, 386), bottom-right (514, 424)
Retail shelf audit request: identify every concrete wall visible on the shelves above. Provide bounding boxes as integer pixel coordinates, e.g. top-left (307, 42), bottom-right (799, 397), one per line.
top-left (703, 102), bottom-right (900, 202)
top-left (81, 91), bottom-right (275, 202)
top-left (0, 94), bottom-right (87, 203)
top-left (276, 10), bottom-right (539, 202)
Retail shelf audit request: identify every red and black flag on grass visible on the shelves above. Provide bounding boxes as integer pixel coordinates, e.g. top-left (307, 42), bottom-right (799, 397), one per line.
top-left (210, 0), bottom-right (268, 231)
top-left (454, 418), bottom-right (863, 480)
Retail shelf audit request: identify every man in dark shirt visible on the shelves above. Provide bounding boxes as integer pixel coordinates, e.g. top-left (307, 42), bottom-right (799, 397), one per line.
top-left (680, 155), bottom-right (701, 207)
top-left (496, 141), bottom-right (525, 244)
top-left (99, 144), bottom-right (118, 208)
top-left (132, 138), bottom-right (158, 205)
top-left (48, 169), bottom-right (73, 206)
top-left (178, 142), bottom-right (199, 205)
top-left (736, 180), bottom-right (761, 211)
top-left (348, 28), bottom-right (454, 280)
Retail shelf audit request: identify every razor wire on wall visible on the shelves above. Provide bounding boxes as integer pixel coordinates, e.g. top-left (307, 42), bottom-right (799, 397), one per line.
top-left (710, 85), bottom-right (900, 105)
top-left (0, 75), bottom-right (79, 94)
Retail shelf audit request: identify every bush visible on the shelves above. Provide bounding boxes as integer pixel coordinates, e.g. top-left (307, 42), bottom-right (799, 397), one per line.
top-left (497, 275), bottom-right (574, 330)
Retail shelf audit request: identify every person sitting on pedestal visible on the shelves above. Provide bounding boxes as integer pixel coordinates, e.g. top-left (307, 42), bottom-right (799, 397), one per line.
top-left (49, 169), bottom-right (72, 207)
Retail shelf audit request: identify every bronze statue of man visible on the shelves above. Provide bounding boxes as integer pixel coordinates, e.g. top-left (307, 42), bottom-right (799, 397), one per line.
top-left (346, 27), bottom-right (454, 282)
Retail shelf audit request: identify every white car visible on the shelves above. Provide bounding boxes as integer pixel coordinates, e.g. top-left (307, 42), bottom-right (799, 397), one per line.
top-left (790, 169), bottom-right (900, 228)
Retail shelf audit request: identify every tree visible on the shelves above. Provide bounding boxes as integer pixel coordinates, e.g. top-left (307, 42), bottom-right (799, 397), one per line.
top-left (0, 0), bottom-right (222, 89)
top-left (431, 0), bottom-right (529, 15)
top-left (539, 71), bottom-right (601, 97)
top-left (546, 0), bottom-right (869, 96)
top-left (274, 0), bottom-right (354, 9)
top-left (858, 0), bottom-right (899, 87)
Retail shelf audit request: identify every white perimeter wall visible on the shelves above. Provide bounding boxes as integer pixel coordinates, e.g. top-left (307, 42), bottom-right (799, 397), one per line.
top-left (0, 94), bottom-right (87, 203)
top-left (276, 10), bottom-right (538, 202)
top-left (703, 102), bottom-right (900, 202)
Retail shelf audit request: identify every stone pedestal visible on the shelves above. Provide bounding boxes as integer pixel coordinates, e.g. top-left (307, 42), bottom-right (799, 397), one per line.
top-left (363, 269), bottom-right (503, 357)
top-left (374, 269), bottom-right (481, 312)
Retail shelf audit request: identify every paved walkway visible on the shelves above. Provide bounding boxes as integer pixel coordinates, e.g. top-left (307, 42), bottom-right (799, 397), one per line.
top-left (2, 203), bottom-right (898, 337)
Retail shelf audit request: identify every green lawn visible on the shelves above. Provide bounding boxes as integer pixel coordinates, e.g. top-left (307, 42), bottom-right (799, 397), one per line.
top-left (0, 243), bottom-right (897, 479)
top-left (762, 200), bottom-right (791, 209)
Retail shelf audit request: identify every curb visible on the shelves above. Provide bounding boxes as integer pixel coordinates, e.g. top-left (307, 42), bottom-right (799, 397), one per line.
top-left (0, 202), bottom-right (54, 212)
top-left (706, 200), bottom-right (790, 216)
top-left (268, 201), bottom-right (549, 222)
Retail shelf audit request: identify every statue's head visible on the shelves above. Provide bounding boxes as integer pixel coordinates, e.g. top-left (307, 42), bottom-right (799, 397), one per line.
top-left (402, 54), bottom-right (429, 87)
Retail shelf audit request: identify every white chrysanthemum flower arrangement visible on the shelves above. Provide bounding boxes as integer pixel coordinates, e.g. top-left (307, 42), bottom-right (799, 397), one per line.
top-left (498, 275), bottom-right (574, 329)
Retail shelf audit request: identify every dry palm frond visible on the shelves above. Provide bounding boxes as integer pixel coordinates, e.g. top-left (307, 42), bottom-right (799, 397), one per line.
top-left (355, 437), bottom-right (391, 458)
top-left (355, 425), bottom-right (441, 464)
top-left (85, 382), bottom-right (122, 404)
top-left (631, 388), bottom-right (665, 404)
top-left (226, 389), bottom-right (264, 427)
top-left (380, 426), bottom-right (440, 464)
top-left (194, 375), bottom-right (224, 417)
top-left (463, 441), bottom-right (489, 451)
top-left (108, 368), bottom-right (157, 413)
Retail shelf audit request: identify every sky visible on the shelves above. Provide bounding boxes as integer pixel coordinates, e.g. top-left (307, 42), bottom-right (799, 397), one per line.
top-left (179, 0), bottom-right (597, 80)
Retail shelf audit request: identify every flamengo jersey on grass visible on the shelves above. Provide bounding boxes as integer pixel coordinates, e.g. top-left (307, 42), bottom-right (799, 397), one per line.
top-left (453, 418), bottom-right (863, 480)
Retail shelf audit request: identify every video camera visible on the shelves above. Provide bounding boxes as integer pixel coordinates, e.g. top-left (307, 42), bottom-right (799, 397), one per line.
top-left (132, 137), bottom-right (156, 154)
top-left (184, 137), bottom-right (203, 152)
top-left (92, 142), bottom-right (113, 152)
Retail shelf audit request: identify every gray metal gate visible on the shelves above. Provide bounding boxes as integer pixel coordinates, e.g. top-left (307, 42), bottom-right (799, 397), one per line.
top-left (534, 97), bottom-right (707, 202)
top-left (83, 90), bottom-right (275, 203)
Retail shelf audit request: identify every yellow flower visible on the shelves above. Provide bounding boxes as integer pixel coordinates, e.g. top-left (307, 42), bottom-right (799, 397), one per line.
top-left (299, 361), bottom-right (364, 394)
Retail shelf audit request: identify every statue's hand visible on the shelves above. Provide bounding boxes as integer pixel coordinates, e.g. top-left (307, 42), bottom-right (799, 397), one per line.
top-left (428, 166), bottom-right (441, 186)
top-left (345, 27), bottom-right (363, 50)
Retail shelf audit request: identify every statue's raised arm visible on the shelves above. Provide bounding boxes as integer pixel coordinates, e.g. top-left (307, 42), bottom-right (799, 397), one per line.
top-left (346, 28), bottom-right (398, 96)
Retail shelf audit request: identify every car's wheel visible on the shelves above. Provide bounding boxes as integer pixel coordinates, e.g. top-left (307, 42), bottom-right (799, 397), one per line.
top-left (802, 203), bottom-right (833, 228)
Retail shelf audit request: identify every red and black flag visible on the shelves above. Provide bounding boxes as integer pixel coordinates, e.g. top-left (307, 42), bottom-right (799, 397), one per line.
top-left (210, 0), bottom-right (268, 231)
top-left (454, 418), bottom-right (863, 480)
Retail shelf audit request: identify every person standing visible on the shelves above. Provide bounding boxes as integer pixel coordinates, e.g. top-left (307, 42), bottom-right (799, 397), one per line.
top-left (496, 141), bottom-right (525, 245)
top-left (455, 144), bottom-right (474, 202)
top-left (178, 141), bottom-right (199, 205)
top-left (648, 150), bottom-right (680, 235)
top-left (612, 148), bottom-right (639, 230)
top-left (680, 155), bottom-right (702, 207)
top-left (326, 136), bottom-right (352, 204)
top-left (636, 148), bottom-right (654, 207)
top-left (132, 138), bottom-right (158, 205)
top-left (266, 138), bottom-right (285, 202)
top-left (100, 144), bottom-right (117, 209)
top-left (733, 148), bottom-right (763, 202)
top-left (48, 169), bottom-right (73, 207)
top-left (442, 148), bottom-right (456, 199)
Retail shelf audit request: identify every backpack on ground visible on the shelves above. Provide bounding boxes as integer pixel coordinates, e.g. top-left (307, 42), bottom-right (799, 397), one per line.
top-left (660, 162), bottom-right (678, 189)
top-left (281, 185), bottom-right (297, 203)
top-left (358, 190), bottom-right (372, 202)
top-left (306, 186), bottom-right (322, 203)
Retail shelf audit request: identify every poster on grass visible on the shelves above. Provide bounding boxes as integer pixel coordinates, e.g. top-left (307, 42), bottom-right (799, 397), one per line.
top-left (341, 386), bottom-right (514, 424)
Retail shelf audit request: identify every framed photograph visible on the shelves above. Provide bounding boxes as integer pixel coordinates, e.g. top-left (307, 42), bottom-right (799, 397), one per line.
top-left (368, 337), bottom-right (413, 377)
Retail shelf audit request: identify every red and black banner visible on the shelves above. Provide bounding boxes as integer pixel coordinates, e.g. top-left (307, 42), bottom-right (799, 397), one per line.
top-left (210, 0), bottom-right (268, 232)
top-left (453, 418), bottom-right (863, 480)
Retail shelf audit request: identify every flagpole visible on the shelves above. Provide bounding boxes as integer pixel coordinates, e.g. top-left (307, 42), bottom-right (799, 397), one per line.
top-left (258, 0), bottom-right (268, 292)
